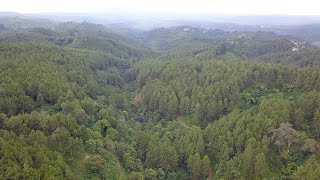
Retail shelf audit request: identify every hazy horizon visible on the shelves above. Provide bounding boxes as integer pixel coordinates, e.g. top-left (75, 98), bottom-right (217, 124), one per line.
top-left (1, 0), bottom-right (320, 16)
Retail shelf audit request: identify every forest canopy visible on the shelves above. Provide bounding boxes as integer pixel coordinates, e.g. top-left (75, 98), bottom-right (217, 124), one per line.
top-left (0, 20), bottom-right (320, 180)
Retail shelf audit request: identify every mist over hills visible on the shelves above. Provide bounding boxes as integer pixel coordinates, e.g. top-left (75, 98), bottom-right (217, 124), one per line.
top-left (3, 11), bottom-right (320, 26)
top-left (1, 10), bottom-right (320, 179)
top-left (2, 11), bottom-right (320, 45)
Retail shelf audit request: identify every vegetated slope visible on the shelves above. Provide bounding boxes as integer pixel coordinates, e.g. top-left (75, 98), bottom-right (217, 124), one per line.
top-left (212, 31), bottom-right (320, 66)
top-left (0, 22), bottom-right (320, 180)
top-left (0, 42), bottom-right (133, 179)
top-left (137, 26), bottom-right (226, 51)
top-left (56, 22), bottom-right (154, 59)
top-left (258, 47), bottom-right (320, 67)
top-left (270, 24), bottom-right (320, 43)
top-left (213, 31), bottom-right (300, 58)
top-left (136, 26), bottom-right (299, 54)
top-left (130, 59), bottom-right (320, 179)
top-left (0, 16), bottom-right (56, 32)
top-left (55, 22), bottom-right (146, 48)
top-left (0, 28), bottom-right (73, 46)
top-left (141, 27), bottom-right (320, 67)
top-left (69, 35), bottom-right (149, 59)
top-left (0, 22), bottom-right (153, 60)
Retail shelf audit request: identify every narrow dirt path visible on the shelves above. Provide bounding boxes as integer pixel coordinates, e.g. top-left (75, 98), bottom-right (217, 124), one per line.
top-left (111, 154), bottom-right (123, 180)
top-left (177, 118), bottom-right (191, 129)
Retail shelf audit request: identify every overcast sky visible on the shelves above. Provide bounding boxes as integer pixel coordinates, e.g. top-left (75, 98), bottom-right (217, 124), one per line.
top-left (1, 0), bottom-right (320, 15)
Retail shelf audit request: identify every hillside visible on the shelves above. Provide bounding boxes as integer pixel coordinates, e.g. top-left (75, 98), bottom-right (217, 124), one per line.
top-left (136, 27), bottom-right (320, 67)
top-left (0, 16), bottom-right (56, 32)
top-left (0, 20), bottom-right (320, 180)
top-left (270, 24), bottom-right (320, 44)
top-left (136, 26), bottom-right (226, 51)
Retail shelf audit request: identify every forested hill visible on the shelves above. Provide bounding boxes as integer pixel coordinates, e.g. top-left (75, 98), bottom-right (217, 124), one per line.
top-left (134, 26), bottom-right (226, 51)
top-left (1, 19), bottom-right (320, 180)
top-left (0, 16), bottom-right (56, 32)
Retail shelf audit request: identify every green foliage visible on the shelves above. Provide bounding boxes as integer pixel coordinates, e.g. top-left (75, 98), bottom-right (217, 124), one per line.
top-left (84, 155), bottom-right (107, 179)
top-left (293, 155), bottom-right (320, 180)
top-left (1, 21), bottom-right (320, 180)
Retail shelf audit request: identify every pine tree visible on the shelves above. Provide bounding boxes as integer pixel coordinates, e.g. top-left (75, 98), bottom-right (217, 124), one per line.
top-left (202, 155), bottom-right (211, 178)
top-left (254, 152), bottom-right (269, 179)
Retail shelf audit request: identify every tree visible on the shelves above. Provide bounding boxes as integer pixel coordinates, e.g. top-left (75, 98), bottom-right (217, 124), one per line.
top-left (146, 137), bottom-right (178, 172)
top-left (242, 139), bottom-right (255, 179)
top-left (293, 155), bottom-right (320, 180)
top-left (85, 155), bottom-right (107, 178)
top-left (124, 153), bottom-right (137, 171)
top-left (128, 171), bottom-right (144, 180)
top-left (187, 153), bottom-right (202, 179)
top-left (254, 152), bottom-right (269, 179)
top-left (202, 155), bottom-right (211, 178)
top-left (269, 123), bottom-right (304, 151)
top-left (179, 96), bottom-right (191, 114)
top-left (144, 168), bottom-right (157, 180)
top-left (187, 153), bottom-right (211, 179)
top-left (301, 139), bottom-right (319, 153)
top-left (312, 109), bottom-right (320, 139)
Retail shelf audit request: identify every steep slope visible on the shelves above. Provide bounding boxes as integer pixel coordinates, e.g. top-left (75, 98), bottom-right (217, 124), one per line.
top-left (0, 28), bottom-right (73, 46)
top-left (0, 42), bottom-right (134, 179)
top-left (140, 27), bottom-right (320, 67)
top-left (137, 26), bottom-right (226, 50)
top-left (0, 16), bottom-right (56, 31)
top-left (130, 59), bottom-right (320, 179)
top-left (69, 35), bottom-right (149, 59)
top-left (0, 21), bottom-right (320, 180)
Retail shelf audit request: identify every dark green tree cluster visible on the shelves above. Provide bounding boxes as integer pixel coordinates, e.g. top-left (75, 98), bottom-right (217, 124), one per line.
top-left (0, 21), bottom-right (320, 180)
top-left (0, 41), bottom-right (137, 179)
top-left (130, 59), bottom-right (320, 179)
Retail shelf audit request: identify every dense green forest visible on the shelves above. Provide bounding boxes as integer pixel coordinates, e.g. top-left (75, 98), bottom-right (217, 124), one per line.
top-left (0, 20), bottom-right (320, 180)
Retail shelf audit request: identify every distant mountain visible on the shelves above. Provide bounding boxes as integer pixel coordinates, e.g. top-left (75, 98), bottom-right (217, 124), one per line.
top-left (0, 16), bottom-right (56, 31)
top-left (0, 12), bottom-right (319, 67)
top-left (134, 26), bottom-right (226, 50)
top-left (215, 15), bottom-right (320, 26)
top-left (213, 31), bottom-right (308, 58)
top-left (0, 12), bottom-right (21, 17)
top-left (1, 16), bottom-right (320, 180)
top-left (0, 27), bottom-right (73, 46)
top-left (268, 24), bottom-right (320, 43)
